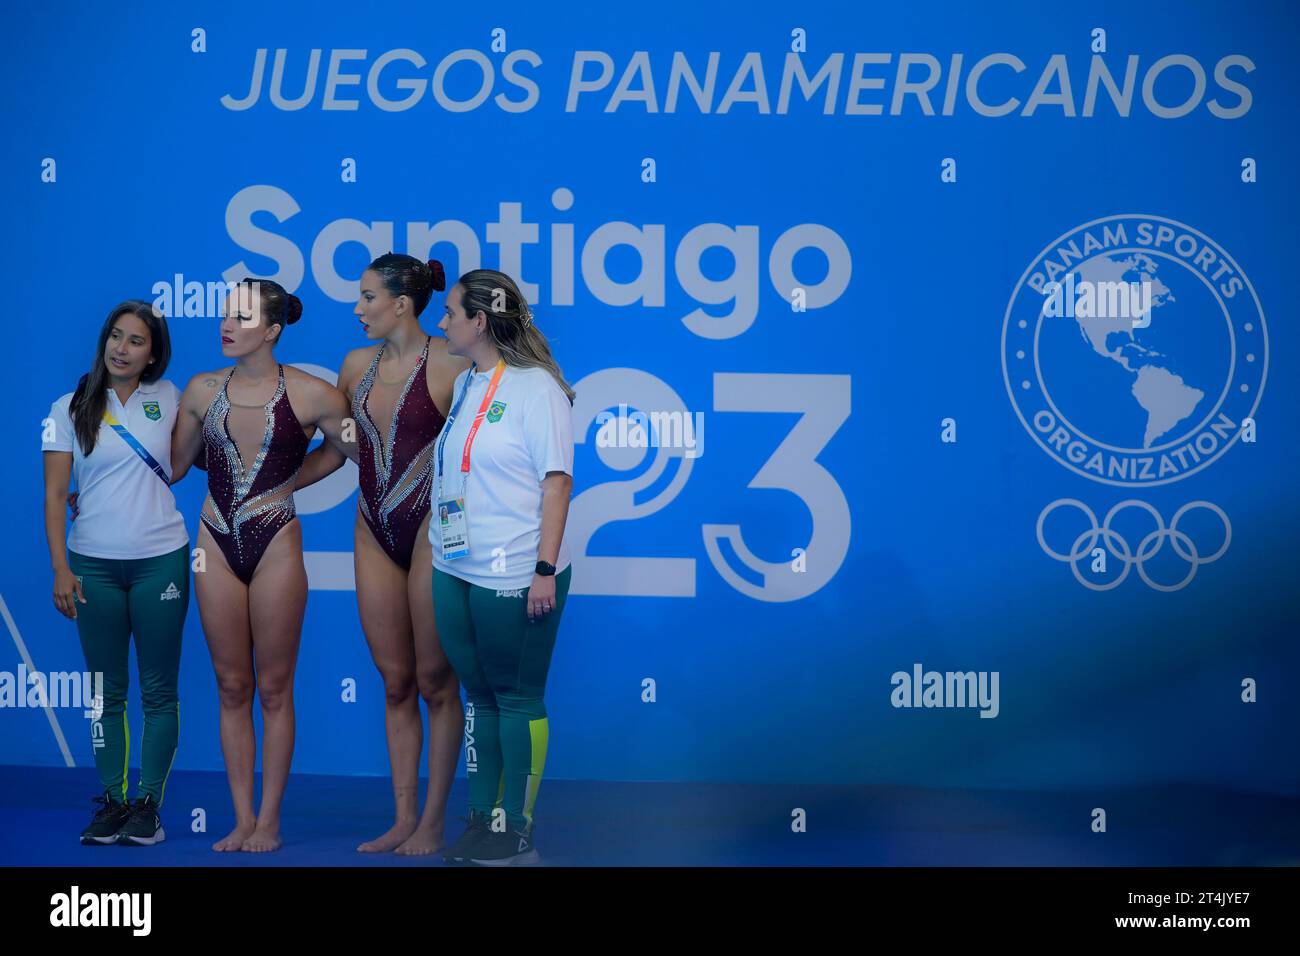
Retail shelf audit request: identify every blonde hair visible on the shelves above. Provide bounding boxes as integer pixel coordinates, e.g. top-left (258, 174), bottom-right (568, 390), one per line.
top-left (458, 269), bottom-right (575, 404)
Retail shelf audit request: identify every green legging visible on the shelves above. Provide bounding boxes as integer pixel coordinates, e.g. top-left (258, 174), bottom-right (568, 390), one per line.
top-left (68, 544), bottom-right (189, 806)
top-left (432, 565), bottom-right (571, 833)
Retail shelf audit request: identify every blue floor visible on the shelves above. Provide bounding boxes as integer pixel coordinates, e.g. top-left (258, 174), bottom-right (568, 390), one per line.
top-left (1, 764), bottom-right (1296, 866)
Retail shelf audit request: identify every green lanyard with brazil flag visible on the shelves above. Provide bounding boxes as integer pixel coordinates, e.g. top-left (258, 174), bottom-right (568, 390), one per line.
top-left (435, 360), bottom-right (505, 560)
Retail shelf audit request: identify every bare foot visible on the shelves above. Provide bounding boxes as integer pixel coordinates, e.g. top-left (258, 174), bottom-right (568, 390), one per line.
top-left (357, 820), bottom-right (418, 854)
top-left (213, 822), bottom-right (256, 852)
top-left (241, 824), bottom-right (282, 853)
top-left (394, 823), bottom-right (445, 856)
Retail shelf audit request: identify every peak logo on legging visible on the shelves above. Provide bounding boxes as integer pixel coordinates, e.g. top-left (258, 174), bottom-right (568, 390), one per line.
top-left (464, 702), bottom-right (478, 773)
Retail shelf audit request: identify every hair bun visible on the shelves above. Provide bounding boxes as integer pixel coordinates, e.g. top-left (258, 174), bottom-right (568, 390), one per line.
top-left (286, 294), bottom-right (303, 325)
top-left (427, 259), bottom-right (446, 292)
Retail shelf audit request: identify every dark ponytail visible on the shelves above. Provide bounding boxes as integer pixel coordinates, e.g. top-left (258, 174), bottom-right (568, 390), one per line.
top-left (367, 253), bottom-right (446, 317)
top-left (238, 277), bottom-right (301, 332)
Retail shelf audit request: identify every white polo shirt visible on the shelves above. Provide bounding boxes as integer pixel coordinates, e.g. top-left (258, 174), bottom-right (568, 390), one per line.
top-left (42, 379), bottom-right (189, 560)
top-left (430, 363), bottom-right (574, 589)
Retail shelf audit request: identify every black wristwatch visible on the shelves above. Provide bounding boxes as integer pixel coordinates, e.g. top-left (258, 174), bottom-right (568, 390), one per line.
top-left (535, 560), bottom-right (556, 576)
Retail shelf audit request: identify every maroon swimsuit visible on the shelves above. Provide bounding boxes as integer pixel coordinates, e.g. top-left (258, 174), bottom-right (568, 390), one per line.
top-left (353, 337), bottom-right (446, 569)
top-left (201, 365), bottom-right (310, 585)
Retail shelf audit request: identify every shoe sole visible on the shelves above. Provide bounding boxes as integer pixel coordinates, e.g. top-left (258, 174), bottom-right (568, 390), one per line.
top-left (117, 828), bottom-right (166, 846)
top-left (80, 834), bottom-right (120, 845)
top-left (443, 850), bottom-right (484, 865)
top-left (470, 848), bottom-right (540, 866)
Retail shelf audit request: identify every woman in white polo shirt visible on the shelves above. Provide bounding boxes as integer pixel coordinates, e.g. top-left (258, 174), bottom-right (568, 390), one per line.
top-left (431, 269), bottom-right (575, 866)
top-left (41, 300), bottom-right (190, 848)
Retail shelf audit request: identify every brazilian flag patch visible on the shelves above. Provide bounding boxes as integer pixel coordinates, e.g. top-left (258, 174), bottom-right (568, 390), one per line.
top-left (486, 400), bottom-right (507, 423)
top-left (142, 402), bottom-right (161, 421)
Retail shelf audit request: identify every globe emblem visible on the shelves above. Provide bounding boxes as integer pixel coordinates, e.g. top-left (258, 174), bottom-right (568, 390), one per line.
top-left (1002, 215), bottom-right (1267, 486)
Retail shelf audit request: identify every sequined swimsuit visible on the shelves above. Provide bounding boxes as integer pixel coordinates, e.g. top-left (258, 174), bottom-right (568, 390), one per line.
top-left (353, 337), bottom-right (445, 569)
top-left (200, 366), bottom-right (310, 584)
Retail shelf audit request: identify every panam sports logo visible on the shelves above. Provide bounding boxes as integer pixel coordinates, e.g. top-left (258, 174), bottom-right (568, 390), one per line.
top-left (1002, 214), bottom-right (1267, 487)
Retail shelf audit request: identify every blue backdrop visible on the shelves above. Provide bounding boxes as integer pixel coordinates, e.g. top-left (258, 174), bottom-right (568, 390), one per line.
top-left (2, 0), bottom-right (1296, 795)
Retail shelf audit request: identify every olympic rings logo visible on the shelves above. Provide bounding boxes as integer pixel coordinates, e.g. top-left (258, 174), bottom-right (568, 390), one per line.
top-left (1036, 499), bottom-right (1231, 592)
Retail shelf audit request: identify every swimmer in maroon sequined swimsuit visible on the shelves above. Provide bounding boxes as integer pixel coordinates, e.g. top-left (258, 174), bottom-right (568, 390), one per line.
top-left (200, 365), bottom-right (310, 584)
top-left (353, 336), bottom-right (446, 569)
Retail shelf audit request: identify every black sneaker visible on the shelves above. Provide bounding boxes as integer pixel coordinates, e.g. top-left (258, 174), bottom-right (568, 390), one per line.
top-left (80, 793), bottom-right (132, 845)
top-left (468, 824), bottom-right (540, 866)
top-left (115, 795), bottom-right (165, 846)
top-left (442, 811), bottom-right (493, 864)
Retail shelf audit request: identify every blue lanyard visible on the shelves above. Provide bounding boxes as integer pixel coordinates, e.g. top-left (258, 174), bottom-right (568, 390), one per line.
top-left (102, 410), bottom-right (170, 485)
top-left (434, 365), bottom-right (480, 487)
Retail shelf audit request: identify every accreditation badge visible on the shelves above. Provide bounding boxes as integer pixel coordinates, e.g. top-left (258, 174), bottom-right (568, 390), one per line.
top-left (438, 494), bottom-right (470, 560)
